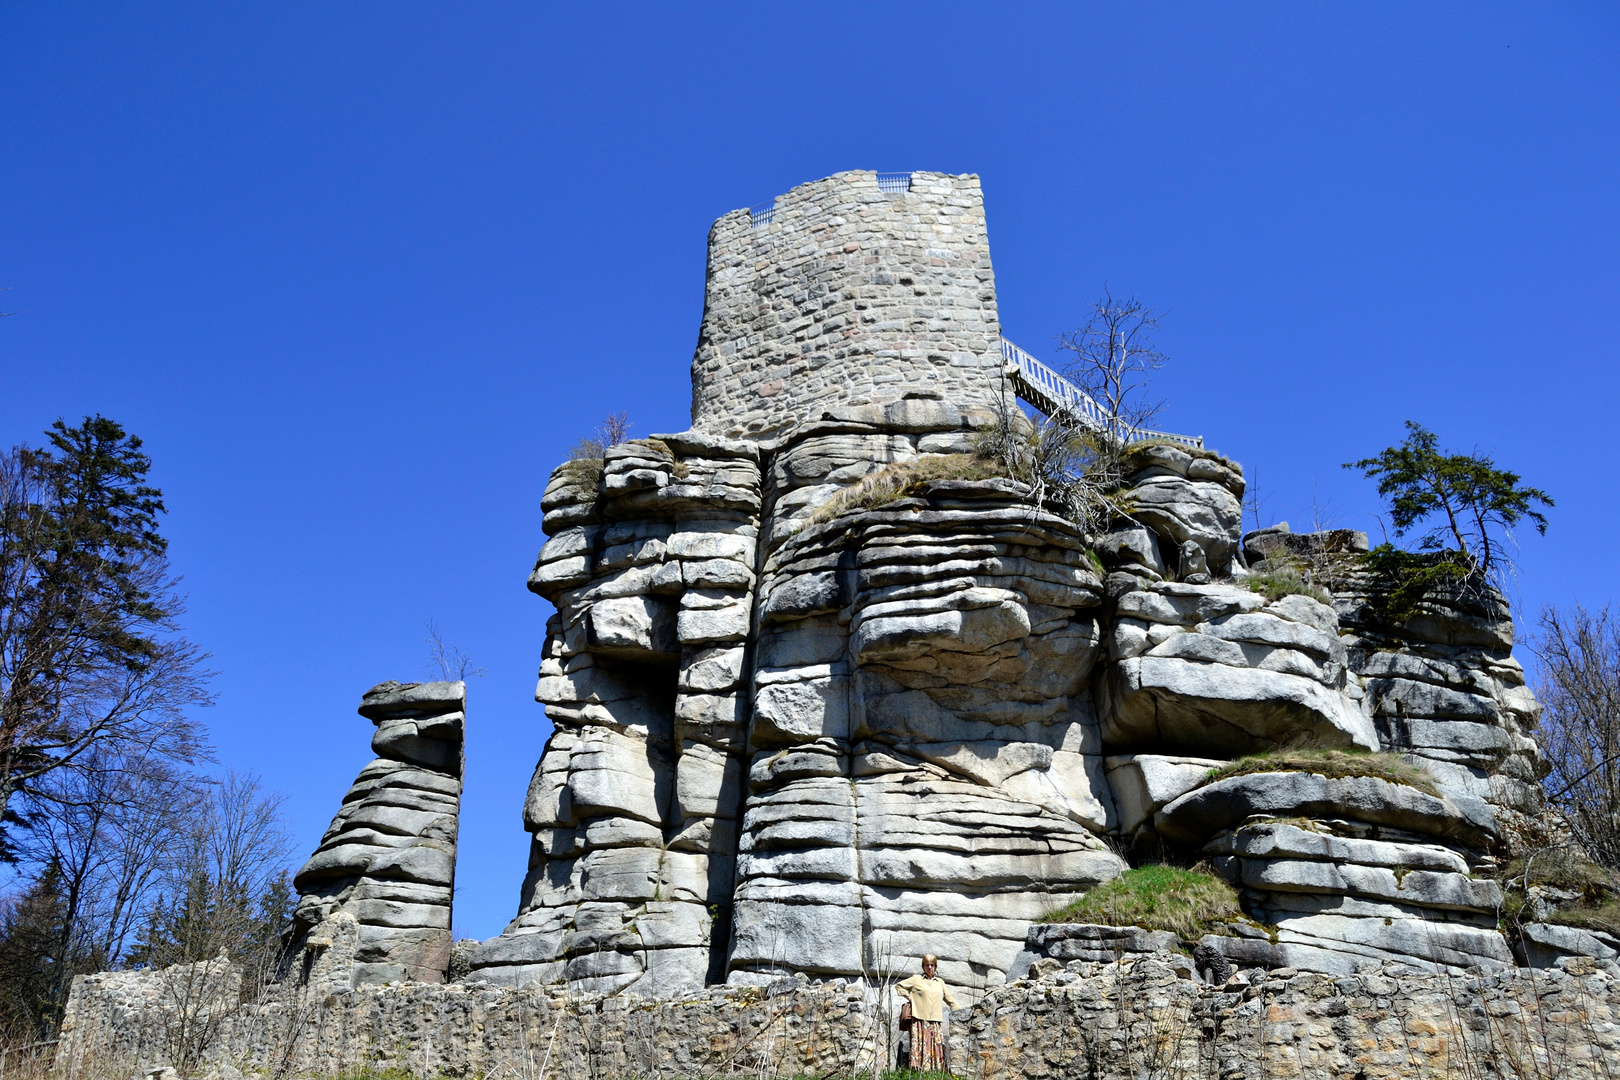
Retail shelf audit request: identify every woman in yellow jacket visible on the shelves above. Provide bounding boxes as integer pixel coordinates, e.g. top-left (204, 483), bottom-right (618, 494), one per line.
top-left (897, 954), bottom-right (958, 1072)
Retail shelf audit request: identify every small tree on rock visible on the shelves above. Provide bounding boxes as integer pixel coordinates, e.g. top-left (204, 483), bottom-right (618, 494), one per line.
top-left (1345, 421), bottom-right (1552, 586)
top-left (1057, 288), bottom-right (1168, 444)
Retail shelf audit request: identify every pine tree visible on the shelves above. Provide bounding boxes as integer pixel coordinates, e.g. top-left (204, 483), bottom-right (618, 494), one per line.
top-left (0, 861), bottom-right (71, 1041)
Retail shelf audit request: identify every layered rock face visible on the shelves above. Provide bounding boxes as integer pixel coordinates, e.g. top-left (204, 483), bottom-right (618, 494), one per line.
top-left (469, 171), bottom-right (1555, 994)
top-left (286, 680), bottom-right (464, 986)
top-left (739, 460), bottom-right (1125, 989)
top-left (468, 432), bottom-right (764, 994)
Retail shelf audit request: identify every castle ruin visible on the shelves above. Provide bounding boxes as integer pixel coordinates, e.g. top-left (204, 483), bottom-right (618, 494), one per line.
top-left (58, 171), bottom-right (1619, 1080)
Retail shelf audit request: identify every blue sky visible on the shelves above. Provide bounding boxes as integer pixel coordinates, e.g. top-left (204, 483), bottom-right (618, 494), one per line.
top-left (3, 4), bottom-right (1616, 940)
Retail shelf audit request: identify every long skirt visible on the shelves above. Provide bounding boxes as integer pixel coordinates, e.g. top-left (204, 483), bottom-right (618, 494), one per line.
top-left (909, 1019), bottom-right (946, 1072)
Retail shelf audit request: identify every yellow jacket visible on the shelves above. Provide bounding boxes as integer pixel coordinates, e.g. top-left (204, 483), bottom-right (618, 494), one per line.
top-left (897, 974), bottom-right (958, 1023)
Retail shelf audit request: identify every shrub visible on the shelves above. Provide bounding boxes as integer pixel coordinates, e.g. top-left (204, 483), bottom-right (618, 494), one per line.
top-left (1038, 865), bottom-right (1242, 941)
top-left (807, 454), bottom-right (1009, 524)
top-left (1360, 543), bottom-right (1472, 625)
top-left (559, 451), bottom-right (604, 494)
top-left (1207, 749), bottom-right (1441, 798)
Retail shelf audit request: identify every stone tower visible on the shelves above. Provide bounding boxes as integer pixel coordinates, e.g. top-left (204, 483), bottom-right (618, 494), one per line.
top-left (689, 171), bottom-right (1005, 438)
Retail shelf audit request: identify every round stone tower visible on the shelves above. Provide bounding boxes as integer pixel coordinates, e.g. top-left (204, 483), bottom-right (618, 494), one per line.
top-left (689, 170), bottom-right (1005, 439)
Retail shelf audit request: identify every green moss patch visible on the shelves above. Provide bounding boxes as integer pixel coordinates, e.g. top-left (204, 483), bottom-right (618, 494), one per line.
top-left (1207, 749), bottom-right (1441, 798)
top-left (1038, 865), bottom-right (1242, 941)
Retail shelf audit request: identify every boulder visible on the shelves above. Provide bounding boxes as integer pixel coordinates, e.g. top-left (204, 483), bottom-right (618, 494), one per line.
top-left (1105, 754), bottom-right (1225, 836)
top-left (1155, 771), bottom-right (1496, 848)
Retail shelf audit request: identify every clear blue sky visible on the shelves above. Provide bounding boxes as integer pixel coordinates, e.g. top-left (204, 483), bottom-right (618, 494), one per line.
top-left (3, 4), bottom-right (1616, 940)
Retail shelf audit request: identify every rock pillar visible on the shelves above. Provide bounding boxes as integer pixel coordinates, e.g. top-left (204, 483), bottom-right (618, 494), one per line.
top-left (286, 680), bottom-right (465, 986)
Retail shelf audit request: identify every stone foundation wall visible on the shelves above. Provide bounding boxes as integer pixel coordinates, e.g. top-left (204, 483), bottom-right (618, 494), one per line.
top-left (58, 953), bottom-right (1620, 1079)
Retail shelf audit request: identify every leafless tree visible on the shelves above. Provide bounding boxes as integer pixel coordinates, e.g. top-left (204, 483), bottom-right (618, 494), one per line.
top-left (1056, 288), bottom-right (1167, 444)
top-left (597, 411), bottom-right (632, 447)
top-left (1535, 604), bottom-right (1620, 868)
top-left (424, 620), bottom-right (485, 681)
top-left (978, 393), bottom-right (1133, 536)
top-left (1243, 467), bottom-right (1274, 536)
top-left (0, 421), bottom-right (212, 862)
top-left (566, 412), bottom-right (634, 466)
top-left (17, 748), bottom-right (201, 1019)
top-left (129, 772), bottom-right (293, 1069)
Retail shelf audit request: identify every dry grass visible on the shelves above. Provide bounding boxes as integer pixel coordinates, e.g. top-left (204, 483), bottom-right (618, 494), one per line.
top-left (1119, 440), bottom-right (1241, 475)
top-left (807, 454), bottom-right (1010, 524)
top-left (1547, 901), bottom-right (1620, 937)
top-left (1243, 566), bottom-right (1330, 605)
top-left (1208, 749), bottom-right (1441, 797)
top-left (1038, 865), bottom-right (1242, 941)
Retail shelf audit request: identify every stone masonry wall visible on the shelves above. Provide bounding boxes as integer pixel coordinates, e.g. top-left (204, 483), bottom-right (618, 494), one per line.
top-left (56, 953), bottom-right (1620, 1079)
top-left (689, 171), bottom-right (1006, 439)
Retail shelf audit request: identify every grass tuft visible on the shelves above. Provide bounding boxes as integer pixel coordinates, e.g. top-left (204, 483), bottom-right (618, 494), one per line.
top-left (808, 454), bottom-right (1010, 524)
top-left (1244, 566), bottom-right (1330, 605)
top-left (1548, 901), bottom-right (1620, 938)
top-left (1207, 749), bottom-right (1440, 797)
top-left (1038, 865), bottom-right (1242, 941)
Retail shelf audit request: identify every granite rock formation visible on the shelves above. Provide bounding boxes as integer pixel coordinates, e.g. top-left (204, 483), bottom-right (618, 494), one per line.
top-left (285, 680), bottom-right (465, 986)
top-left (187, 170), bottom-right (1560, 1004)
top-left (453, 171), bottom-right (1560, 996)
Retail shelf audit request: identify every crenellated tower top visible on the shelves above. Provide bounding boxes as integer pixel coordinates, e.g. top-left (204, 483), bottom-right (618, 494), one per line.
top-left (689, 170), bottom-right (1005, 439)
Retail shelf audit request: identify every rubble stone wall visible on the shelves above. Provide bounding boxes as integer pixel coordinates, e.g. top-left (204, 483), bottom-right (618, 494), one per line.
top-left (57, 954), bottom-right (1620, 1080)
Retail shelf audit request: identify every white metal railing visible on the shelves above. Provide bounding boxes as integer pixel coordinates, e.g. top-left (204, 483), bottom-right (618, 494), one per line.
top-left (753, 172), bottom-right (912, 229)
top-left (1000, 338), bottom-right (1203, 450)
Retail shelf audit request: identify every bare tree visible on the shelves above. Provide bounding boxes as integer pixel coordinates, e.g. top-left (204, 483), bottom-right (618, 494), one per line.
top-left (14, 748), bottom-right (201, 1030)
top-left (1535, 604), bottom-right (1620, 868)
top-left (568, 411), bottom-right (635, 465)
top-left (0, 418), bottom-right (212, 862)
top-left (127, 772), bottom-right (293, 1070)
top-left (1056, 288), bottom-right (1167, 444)
top-left (424, 620), bottom-right (485, 681)
top-left (1244, 467), bottom-right (1274, 536)
top-left (597, 410), bottom-right (632, 447)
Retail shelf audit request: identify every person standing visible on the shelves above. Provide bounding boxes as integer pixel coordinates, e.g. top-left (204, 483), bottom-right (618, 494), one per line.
top-left (897, 954), bottom-right (958, 1072)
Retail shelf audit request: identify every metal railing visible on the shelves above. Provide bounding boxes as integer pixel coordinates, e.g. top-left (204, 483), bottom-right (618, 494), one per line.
top-left (1000, 338), bottom-right (1203, 450)
top-left (751, 172), bottom-right (912, 228)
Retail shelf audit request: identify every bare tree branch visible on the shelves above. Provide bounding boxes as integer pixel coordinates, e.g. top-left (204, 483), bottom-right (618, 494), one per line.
top-left (1535, 604), bottom-right (1620, 868)
top-left (1056, 288), bottom-right (1167, 444)
top-left (424, 620), bottom-right (486, 682)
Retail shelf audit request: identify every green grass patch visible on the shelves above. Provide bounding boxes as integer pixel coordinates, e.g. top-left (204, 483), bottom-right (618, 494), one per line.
top-left (1244, 566), bottom-right (1330, 605)
top-left (1207, 749), bottom-right (1440, 798)
top-left (808, 454), bottom-right (1010, 524)
top-left (1038, 865), bottom-right (1242, 941)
